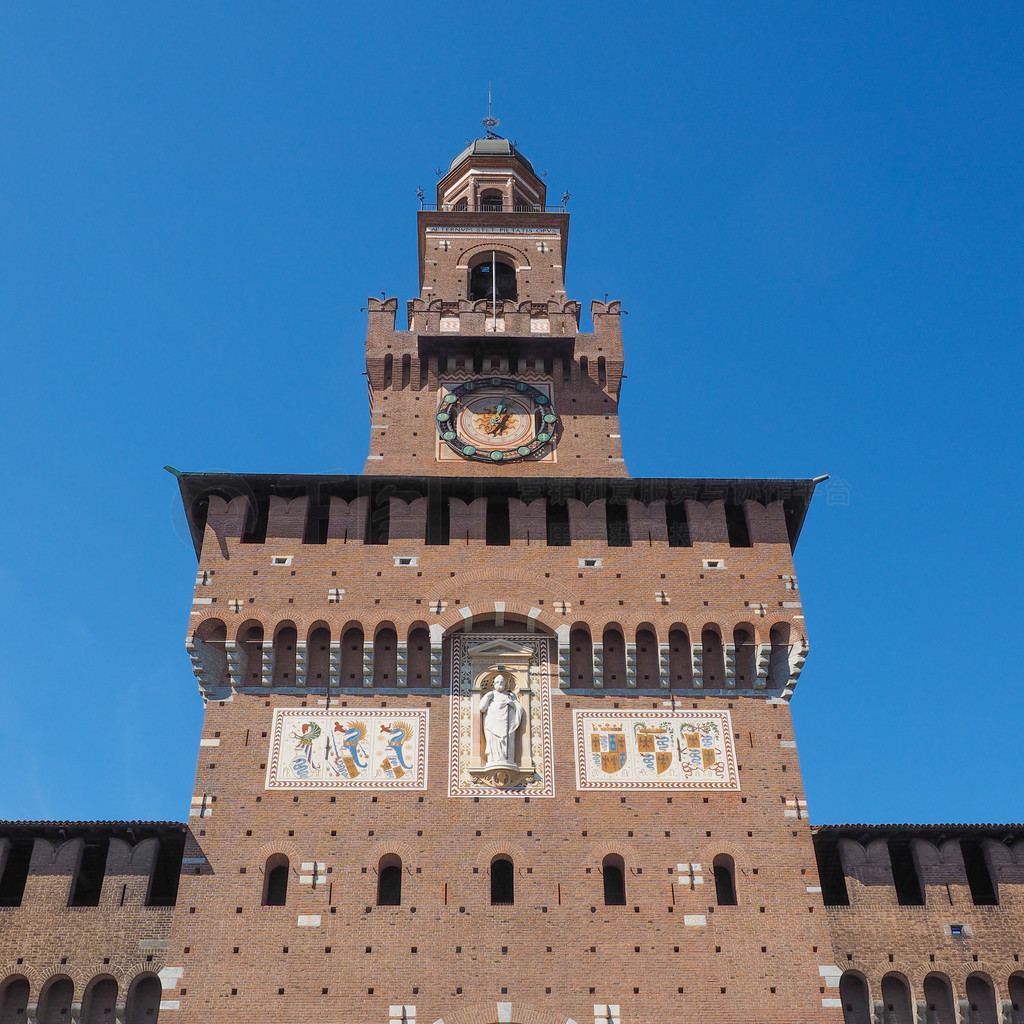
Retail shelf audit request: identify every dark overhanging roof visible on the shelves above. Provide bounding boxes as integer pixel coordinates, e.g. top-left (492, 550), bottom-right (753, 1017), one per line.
top-left (168, 472), bottom-right (823, 560)
top-left (813, 823), bottom-right (1024, 842)
top-left (0, 820), bottom-right (186, 840)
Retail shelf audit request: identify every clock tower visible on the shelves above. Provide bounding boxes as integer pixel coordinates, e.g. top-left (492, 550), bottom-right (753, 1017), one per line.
top-left (166, 126), bottom-right (834, 1024)
top-left (364, 134), bottom-right (627, 476)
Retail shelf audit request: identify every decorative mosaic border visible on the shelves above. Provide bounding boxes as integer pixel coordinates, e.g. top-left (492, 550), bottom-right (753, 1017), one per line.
top-left (265, 708), bottom-right (428, 790)
top-left (573, 710), bottom-right (739, 791)
top-left (448, 634), bottom-right (555, 798)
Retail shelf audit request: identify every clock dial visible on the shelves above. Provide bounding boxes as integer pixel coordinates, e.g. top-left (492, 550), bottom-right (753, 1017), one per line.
top-left (436, 378), bottom-right (559, 463)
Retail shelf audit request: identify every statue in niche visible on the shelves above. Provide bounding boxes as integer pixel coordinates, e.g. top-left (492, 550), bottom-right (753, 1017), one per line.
top-left (479, 674), bottom-right (524, 767)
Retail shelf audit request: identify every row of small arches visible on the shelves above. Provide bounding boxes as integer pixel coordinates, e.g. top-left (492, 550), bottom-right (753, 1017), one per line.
top-left (840, 970), bottom-right (1024, 1024)
top-left (193, 617), bottom-right (798, 690)
top-left (259, 854), bottom-right (739, 908)
top-left (0, 974), bottom-right (161, 1024)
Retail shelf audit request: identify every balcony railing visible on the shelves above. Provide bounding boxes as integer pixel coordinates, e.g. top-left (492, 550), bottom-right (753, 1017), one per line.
top-left (418, 203), bottom-right (567, 214)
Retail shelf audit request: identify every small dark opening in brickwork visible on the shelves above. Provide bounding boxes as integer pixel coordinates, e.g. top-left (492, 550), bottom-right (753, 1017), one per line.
top-left (546, 499), bottom-right (570, 546)
top-left (240, 495), bottom-right (270, 544)
top-left (725, 503), bottom-right (752, 547)
top-left (605, 500), bottom-right (631, 547)
top-left (814, 838), bottom-right (849, 906)
top-left (0, 839), bottom-right (33, 907)
top-left (960, 839), bottom-right (998, 905)
top-left (147, 832), bottom-right (185, 907)
top-left (887, 839), bottom-right (925, 906)
top-left (70, 839), bottom-right (109, 907)
top-left (666, 500), bottom-right (691, 547)
top-left (486, 496), bottom-right (511, 546)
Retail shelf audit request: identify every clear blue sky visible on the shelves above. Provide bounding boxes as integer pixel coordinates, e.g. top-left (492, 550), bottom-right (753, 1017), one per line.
top-left (1, 2), bottom-right (1021, 826)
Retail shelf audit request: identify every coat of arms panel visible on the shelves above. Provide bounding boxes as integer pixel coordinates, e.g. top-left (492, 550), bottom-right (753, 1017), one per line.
top-left (574, 710), bottom-right (739, 791)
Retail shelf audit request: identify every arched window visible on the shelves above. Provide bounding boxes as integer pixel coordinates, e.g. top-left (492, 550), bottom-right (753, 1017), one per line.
top-left (469, 259), bottom-right (517, 302)
top-left (490, 856), bottom-right (514, 905)
top-left (193, 618), bottom-right (229, 689)
top-left (733, 624), bottom-right (756, 686)
top-left (307, 625), bottom-right (331, 686)
top-left (668, 627), bottom-right (692, 688)
top-left (838, 972), bottom-right (870, 1024)
top-left (768, 622), bottom-right (791, 689)
top-left (383, 353), bottom-right (393, 387)
top-left (82, 977), bottom-right (118, 1024)
top-left (454, 197), bottom-right (468, 212)
top-left (602, 626), bottom-right (626, 687)
top-left (923, 973), bottom-right (956, 1024)
top-left (602, 854), bottom-right (626, 905)
top-left (480, 189), bottom-right (503, 212)
top-left (407, 625), bottom-right (431, 686)
top-left (341, 623), bottom-right (364, 685)
top-left (635, 626), bottom-right (659, 688)
top-left (126, 974), bottom-right (162, 1024)
top-left (238, 622), bottom-right (264, 685)
top-left (272, 623), bottom-right (297, 687)
top-left (713, 854), bottom-right (737, 906)
top-left (0, 977), bottom-right (29, 1024)
top-left (965, 974), bottom-right (998, 1024)
top-left (374, 624), bottom-right (398, 685)
top-left (377, 854), bottom-right (402, 906)
top-left (401, 353), bottom-right (411, 389)
top-left (569, 625), bottom-right (593, 687)
top-left (880, 973), bottom-right (913, 1024)
top-left (38, 978), bottom-right (74, 1024)
top-left (263, 854), bottom-right (289, 906)
top-left (701, 626), bottom-right (725, 687)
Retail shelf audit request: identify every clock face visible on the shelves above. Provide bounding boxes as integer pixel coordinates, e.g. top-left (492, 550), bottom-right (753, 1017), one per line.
top-left (436, 378), bottom-right (559, 463)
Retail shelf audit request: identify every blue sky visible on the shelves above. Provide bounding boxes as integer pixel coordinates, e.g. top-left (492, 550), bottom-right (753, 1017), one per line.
top-left (1, 2), bottom-right (1021, 825)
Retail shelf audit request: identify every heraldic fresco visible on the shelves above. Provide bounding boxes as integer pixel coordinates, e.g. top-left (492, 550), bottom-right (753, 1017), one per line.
top-left (266, 709), bottom-right (428, 790)
top-left (573, 710), bottom-right (739, 792)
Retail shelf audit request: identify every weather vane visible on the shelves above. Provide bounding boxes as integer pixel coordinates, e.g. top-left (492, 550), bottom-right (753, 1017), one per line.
top-left (481, 84), bottom-right (502, 139)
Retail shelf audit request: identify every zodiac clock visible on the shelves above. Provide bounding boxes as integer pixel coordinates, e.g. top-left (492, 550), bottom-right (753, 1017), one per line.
top-left (435, 378), bottom-right (559, 463)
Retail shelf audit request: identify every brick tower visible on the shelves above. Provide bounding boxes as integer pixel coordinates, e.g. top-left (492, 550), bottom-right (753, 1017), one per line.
top-left (167, 129), bottom-right (837, 1024)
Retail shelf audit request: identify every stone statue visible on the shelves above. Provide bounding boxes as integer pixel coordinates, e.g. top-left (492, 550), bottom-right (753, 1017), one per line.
top-left (480, 674), bottom-right (524, 767)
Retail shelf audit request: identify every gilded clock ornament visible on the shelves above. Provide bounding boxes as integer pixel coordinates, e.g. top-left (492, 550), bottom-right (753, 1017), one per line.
top-left (436, 378), bottom-right (559, 462)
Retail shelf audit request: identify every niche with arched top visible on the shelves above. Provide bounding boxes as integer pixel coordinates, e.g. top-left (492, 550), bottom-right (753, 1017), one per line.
top-left (126, 974), bottom-right (162, 1024)
top-left (0, 977), bottom-right (29, 1024)
top-left (469, 257), bottom-right (517, 302)
top-left (82, 977), bottom-right (118, 1024)
top-left (880, 973), bottom-right (913, 1024)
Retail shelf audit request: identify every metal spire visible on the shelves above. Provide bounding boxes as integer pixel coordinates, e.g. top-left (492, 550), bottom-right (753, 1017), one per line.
top-left (481, 84), bottom-right (501, 139)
